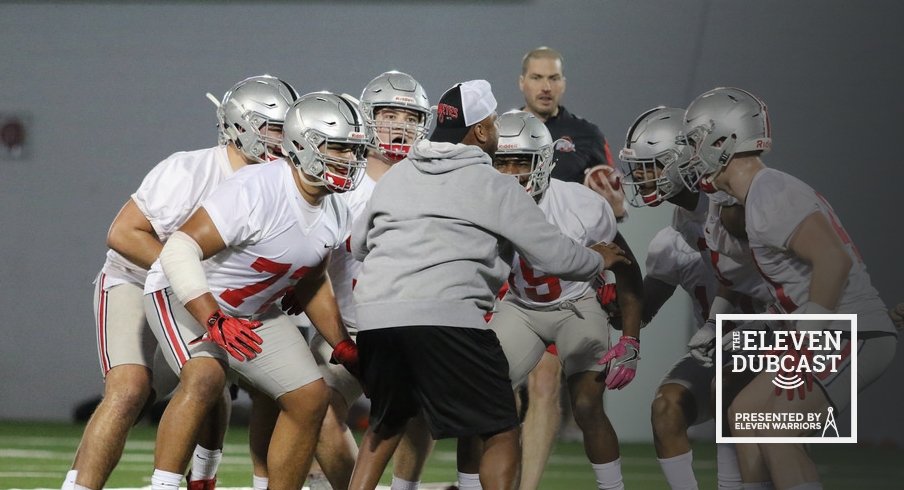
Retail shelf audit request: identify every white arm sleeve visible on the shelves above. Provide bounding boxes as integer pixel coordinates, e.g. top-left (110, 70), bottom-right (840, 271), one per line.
top-left (159, 231), bottom-right (210, 304)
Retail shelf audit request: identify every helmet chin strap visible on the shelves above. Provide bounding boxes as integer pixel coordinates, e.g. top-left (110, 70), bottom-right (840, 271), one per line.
top-left (294, 165), bottom-right (326, 188)
top-left (700, 167), bottom-right (726, 193)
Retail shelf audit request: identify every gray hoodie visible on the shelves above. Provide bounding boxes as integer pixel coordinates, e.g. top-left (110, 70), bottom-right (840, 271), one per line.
top-left (351, 140), bottom-right (603, 331)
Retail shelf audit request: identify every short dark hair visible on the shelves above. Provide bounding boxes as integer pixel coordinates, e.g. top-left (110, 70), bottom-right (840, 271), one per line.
top-left (521, 46), bottom-right (565, 75)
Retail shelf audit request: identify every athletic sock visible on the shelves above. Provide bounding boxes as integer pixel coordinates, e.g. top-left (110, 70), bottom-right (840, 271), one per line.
top-left (189, 445), bottom-right (222, 480)
top-left (592, 458), bottom-right (625, 490)
top-left (252, 474), bottom-right (269, 490)
top-left (151, 469), bottom-right (183, 490)
top-left (62, 469), bottom-right (78, 490)
top-left (457, 471), bottom-right (482, 490)
top-left (657, 450), bottom-right (698, 489)
top-left (786, 484), bottom-right (822, 490)
top-left (717, 443), bottom-right (743, 489)
top-left (390, 476), bottom-right (420, 490)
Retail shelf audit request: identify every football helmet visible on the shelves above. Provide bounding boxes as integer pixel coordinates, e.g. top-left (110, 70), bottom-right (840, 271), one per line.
top-left (493, 110), bottom-right (555, 197)
top-left (282, 92), bottom-right (370, 193)
top-left (217, 75), bottom-right (298, 163)
top-left (681, 87), bottom-right (771, 191)
top-left (359, 71), bottom-right (432, 162)
top-left (620, 106), bottom-right (694, 207)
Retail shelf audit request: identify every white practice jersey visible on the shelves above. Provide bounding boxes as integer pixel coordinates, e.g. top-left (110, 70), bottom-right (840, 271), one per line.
top-left (703, 199), bottom-right (773, 311)
top-left (101, 146), bottom-right (235, 289)
top-left (507, 179), bottom-right (617, 308)
top-left (145, 162), bottom-right (352, 317)
top-left (327, 173), bottom-right (377, 329)
top-left (745, 168), bottom-right (889, 331)
top-left (671, 193), bottom-right (709, 253)
top-left (646, 226), bottom-right (718, 325)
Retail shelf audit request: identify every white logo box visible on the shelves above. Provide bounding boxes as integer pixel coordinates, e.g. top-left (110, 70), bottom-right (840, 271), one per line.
top-left (715, 313), bottom-right (857, 444)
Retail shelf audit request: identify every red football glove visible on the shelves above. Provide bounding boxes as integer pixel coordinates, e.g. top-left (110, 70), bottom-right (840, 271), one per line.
top-left (204, 309), bottom-right (263, 362)
top-left (330, 338), bottom-right (360, 377)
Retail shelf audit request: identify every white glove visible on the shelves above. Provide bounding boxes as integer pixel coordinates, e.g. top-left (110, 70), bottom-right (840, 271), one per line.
top-left (687, 319), bottom-right (716, 368)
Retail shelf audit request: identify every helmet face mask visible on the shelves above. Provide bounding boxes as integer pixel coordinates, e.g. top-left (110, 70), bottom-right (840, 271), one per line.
top-left (359, 71), bottom-right (432, 162)
top-left (620, 107), bottom-right (695, 208)
top-left (218, 75), bottom-right (298, 163)
top-left (282, 92), bottom-right (371, 194)
top-left (316, 139), bottom-right (370, 192)
top-left (493, 111), bottom-right (555, 198)
top-left (370, 107), bottom-right (428, 162)
top-left (681, 87), bottom-right (771, 191)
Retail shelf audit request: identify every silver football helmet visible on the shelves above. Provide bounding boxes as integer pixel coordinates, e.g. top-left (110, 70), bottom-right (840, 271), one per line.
top-left (281, 92), bottom-right (370, 193)
top-left (681, 87), bottom-right (771, 191)
top-left (493, 110), bottom-right (555, 197)
top-left (217, 75), bottom-right (298, 163)
top-left (619, 106), bottom-right (694, 208)
top-left (359, 71), bottom-right (432, 162)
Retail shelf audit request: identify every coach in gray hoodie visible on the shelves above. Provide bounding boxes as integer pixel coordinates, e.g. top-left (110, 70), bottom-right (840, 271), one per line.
top-left (348, 80), bottom-right (629, 490)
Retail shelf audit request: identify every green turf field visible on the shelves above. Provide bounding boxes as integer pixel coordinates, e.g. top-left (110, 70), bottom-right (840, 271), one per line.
top-left (0, 421), bottom-right (901, 489)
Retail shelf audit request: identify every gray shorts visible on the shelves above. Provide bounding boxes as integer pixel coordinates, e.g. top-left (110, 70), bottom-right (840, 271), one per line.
top-left (93, 272), bottom-right (156, 376)
top-left (660, 353), bottom-right (716, 426)
top-left (490, 294), bottom-right (611, 388)
top-left (145, 288), bottom-right (322, 400)
top-left (310, 329), bottom-right (363, 408)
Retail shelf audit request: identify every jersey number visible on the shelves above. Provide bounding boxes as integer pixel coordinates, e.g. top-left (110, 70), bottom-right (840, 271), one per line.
top-left (512, 257), bottom-right (562, 302)
top-left (220, 257), bottom-right (311, 311)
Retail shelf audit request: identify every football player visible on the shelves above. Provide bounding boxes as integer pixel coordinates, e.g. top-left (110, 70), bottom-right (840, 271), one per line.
top-left (303, 71), bottom-right (436, 490)
top-left (62, 75), bottom-right (297, 490)
top-left (476, 110), bottom-right (643, 490)
top-left (143, 92), bottom-right (365, 490)
top-left (680, 87), bottom-right (898, 488)
top-left (621, 106), bottom-right (773, 490)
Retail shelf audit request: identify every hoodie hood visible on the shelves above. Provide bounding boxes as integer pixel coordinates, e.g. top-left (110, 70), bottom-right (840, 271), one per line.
top-left (408, 140), bottom-right (491, 174)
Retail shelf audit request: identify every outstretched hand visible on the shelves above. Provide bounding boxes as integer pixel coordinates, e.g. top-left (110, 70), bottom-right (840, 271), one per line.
top-left (590, 241), bottom-right (632, 269)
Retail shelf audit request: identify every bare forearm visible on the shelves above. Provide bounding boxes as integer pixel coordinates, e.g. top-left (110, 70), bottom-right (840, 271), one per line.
top-left (106, 199), bottom-right (163, 269)
top-left (185, 293), bottom-right (220, 325)
top-left (107, 228), bottom-right (163, 269)
top-left (641, 276), bottom-right (677, 325)
top-left (612, 232), bottom-right (643, 337)
top-left (304, 277), bottom-right (350, 348)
